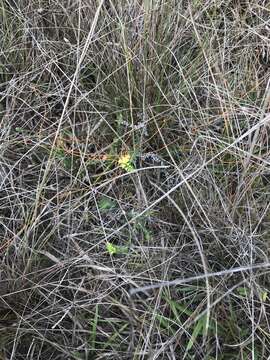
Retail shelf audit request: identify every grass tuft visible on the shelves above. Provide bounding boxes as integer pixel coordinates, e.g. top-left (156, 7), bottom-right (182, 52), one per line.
top-left (0, 0), bottom-right (270, 358)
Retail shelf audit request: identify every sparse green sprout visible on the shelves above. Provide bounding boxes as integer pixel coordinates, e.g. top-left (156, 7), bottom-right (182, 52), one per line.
top-left (260, 290), bottom-right (268, 302)
top-left (106, 242), bottom-right (128, 256)
top-left (106, 242), bottom-right (117, 255)
top-left (236, 287), bottom-right (250, 297)
top-left (118, 153), bottom-right (134, 172)
top-left (15, 127), bottom-right (25, 133)
top-left (98, 197), bottom-right (116, 211)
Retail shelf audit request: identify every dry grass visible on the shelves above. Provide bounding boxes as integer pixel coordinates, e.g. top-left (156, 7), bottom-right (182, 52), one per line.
top-left (1, 0), bottom-right (270, 359)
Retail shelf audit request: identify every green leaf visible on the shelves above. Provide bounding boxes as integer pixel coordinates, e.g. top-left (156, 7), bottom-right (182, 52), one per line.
top-left (15, 127), bottom-right (25, 133)
top-left (90, 304), bottom-right (99, 351)
top-left (260, 290), bottom-right (268, 302)
top-left (116, 112), bottom-right (123, 126)
top-left (106, 242), bottom-right (128, 256)
top-left (236, 287), bottom-right (250, 297)
top-left (155, 313), bottom-right (174, 334)
top-left (106, 242), bottom-right (117, 255)
top-left (71, 352), bottom-right (84, 360)
top-left (164, 296), bottom-right (193, 317)
top-left (98, 197), bottom-right (116, 210)
top-left (186, 316), bottom-right (205, 352)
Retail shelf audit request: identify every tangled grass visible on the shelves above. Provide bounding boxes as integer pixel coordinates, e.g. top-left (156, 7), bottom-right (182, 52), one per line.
top-left (1, 0), bottom-right (270, 359)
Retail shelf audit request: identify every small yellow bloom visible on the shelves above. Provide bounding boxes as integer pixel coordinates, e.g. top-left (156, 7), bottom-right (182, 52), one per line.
top-left (118, 153), bottom-right (131, 166)
top-left (118, 153), bottom-right (134, 172)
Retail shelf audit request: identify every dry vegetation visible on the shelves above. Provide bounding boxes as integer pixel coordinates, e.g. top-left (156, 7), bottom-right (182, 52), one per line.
top-left (1, 0), bottom-right (270, 359)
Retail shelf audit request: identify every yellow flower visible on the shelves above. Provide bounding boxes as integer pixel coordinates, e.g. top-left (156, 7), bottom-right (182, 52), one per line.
top-left (118, 153), bottom-right (134, 172)
top-left (118, 153), bottom-right (130, 166)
